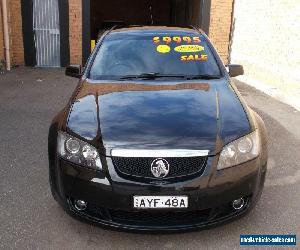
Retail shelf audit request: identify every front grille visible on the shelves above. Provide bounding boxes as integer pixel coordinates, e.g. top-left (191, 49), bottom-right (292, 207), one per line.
top-left (109, 209), bottom-right (211, 226)
top-left (112, 156), bottom-right (207, 181)
top-left (85, 202), bottom-right (211, 226)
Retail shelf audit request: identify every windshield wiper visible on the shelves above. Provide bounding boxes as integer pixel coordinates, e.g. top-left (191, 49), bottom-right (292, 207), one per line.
top-left (119, 73), bottom-right (221, 80)
top-left (119, 73), bottom-right (187, 80)
top-left (186, 74), bottom-right (221, 80)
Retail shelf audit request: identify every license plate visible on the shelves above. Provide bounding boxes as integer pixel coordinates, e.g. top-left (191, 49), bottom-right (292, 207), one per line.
top-left (133, 196), bottom-right (188, 209)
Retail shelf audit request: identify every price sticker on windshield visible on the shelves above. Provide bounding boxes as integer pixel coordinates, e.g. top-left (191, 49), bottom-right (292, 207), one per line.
top-left (153, 35), bottom-right (208, 62)
top-left (153, 36), bottom-right (201, 44)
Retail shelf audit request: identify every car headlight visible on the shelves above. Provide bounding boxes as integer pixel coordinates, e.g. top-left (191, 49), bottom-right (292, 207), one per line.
top-left (217, 130), bottom-right (260, 170)
top-left (57, 131), bottom-right (102, 170)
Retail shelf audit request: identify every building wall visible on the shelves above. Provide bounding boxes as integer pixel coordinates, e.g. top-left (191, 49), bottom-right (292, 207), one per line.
top-left (69, 0), bottom-right (82, 64)
top-left (0, 0), bottom-right (24, 66)
top-left (1, 0), bottom-right (233, 67)
top-left (8, 0), bottom-right (24, 65)
top-left (209, 0), bottom-right (233, 64)
top-left (231, 0), bottom-right (300, 110)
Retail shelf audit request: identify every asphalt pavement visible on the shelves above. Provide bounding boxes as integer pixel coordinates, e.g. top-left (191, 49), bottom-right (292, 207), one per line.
top-left (0, 67), bottom-right (299, 249)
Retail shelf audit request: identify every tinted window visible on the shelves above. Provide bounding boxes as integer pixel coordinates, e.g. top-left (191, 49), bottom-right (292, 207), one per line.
top-left (90, 31), bottom-right (221, 79)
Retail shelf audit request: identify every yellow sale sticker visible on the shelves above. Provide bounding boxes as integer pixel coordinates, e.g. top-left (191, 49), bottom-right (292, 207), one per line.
top-left (181, 54), bottom-right (208, 61)
top-left (174, 45), bottom-right (204, 53)
top-left (156, 45), bottom-right (171, 53)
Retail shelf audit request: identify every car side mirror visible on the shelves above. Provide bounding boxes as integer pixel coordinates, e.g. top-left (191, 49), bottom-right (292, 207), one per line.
top-left (227, 64), bottom-right (244, 77)
top-left (65, 65), bottom-right (82, 78)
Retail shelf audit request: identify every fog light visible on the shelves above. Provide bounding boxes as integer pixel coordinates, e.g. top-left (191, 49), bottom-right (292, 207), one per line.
top-left (232, 198), bottom-right (245, 210)
top-left (74, 199), bottom-right (87, 211)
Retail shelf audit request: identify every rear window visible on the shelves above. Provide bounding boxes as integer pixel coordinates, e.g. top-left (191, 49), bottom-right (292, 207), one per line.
top-left (89, 31), bottom-right (221, 80)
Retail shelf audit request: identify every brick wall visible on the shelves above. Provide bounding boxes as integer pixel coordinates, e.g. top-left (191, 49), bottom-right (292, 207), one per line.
top-left (0, 0), bottom-right (24, 66)
top-left (1, 0), bottom-right (83, 66)
top-left (69, 0), bottom-right (82, 64)
top-left (8, 0), bottom-right (24, 65)
top-left (209, 0), bottom-right (233, 64)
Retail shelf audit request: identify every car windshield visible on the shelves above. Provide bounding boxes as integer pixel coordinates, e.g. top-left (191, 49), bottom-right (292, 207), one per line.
top-left (89, 30), bottom-right (222, 80)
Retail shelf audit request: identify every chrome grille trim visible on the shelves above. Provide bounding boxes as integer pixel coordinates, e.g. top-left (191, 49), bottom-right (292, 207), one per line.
top-left (110, 149), bottom-right (209, 158)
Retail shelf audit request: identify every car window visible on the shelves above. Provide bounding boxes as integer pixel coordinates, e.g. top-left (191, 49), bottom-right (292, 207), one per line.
top-left (89, 31), bottom-right (221, 80)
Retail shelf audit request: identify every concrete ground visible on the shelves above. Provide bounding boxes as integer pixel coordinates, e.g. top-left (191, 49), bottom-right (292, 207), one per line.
top-left (0, 67), bottom-right (299, 250)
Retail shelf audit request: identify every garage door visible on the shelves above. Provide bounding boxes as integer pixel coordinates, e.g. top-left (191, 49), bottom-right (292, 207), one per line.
top-left (33, 0), bottom-right (60, 67)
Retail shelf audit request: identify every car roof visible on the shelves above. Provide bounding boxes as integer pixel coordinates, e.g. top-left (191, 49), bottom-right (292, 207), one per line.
top-left (110, 25), bottom-right (204, 35)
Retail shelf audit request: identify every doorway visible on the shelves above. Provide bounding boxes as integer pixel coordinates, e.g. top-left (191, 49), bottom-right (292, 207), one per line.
top-left (90, 0), bottom-right (202, 40)
top-left (32, 0), bottom-right (61, 67)
top-left (83, 0), bottom-right (208, 63)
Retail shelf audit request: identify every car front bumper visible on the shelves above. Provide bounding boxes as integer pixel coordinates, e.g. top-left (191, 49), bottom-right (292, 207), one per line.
top-left (51, 156), bottom-right (266, 232)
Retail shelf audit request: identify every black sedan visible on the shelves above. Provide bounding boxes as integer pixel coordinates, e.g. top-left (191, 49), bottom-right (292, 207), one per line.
top-left (48, 26), bottom-right (268, 232)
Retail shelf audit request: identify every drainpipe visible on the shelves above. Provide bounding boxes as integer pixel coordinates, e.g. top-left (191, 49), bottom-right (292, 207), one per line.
top-left (228, 0), bottom-right (236, 64)
top-left (1, 0), bottom-right (11, 71)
